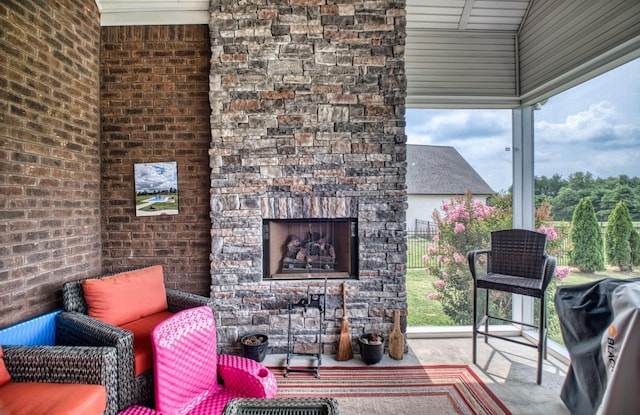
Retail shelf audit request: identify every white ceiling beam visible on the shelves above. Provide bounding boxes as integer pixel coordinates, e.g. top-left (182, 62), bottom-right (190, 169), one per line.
top-left (459, 0), bottom-right (475, 30)
top-left (95, 0), bottom-right (209, 26)
top-left (100, 11), bottom-right (209, 26)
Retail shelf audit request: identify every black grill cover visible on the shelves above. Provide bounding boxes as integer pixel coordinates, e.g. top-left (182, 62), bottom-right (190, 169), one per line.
top-left (555, 278), bottom-right (640, 415)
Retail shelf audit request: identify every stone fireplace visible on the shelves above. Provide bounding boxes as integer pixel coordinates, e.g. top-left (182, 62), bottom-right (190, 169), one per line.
top-left (263, 218), bottom-right (358, 280)
top-left (208, 0), bottom-right (408, 354)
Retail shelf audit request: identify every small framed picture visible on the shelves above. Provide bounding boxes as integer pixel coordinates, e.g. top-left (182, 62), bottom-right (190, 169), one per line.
top-left (134, 162), bottom-right (179, 216)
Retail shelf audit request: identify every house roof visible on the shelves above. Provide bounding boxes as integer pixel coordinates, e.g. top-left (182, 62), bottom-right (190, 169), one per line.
top-left (406, 144), bottom-right (494, 196)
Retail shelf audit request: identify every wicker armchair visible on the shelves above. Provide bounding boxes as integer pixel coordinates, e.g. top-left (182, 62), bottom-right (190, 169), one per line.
top-left (59, 269), bottom-right (214, 412)
top-left (2, 343), bottom-right (118, 415)
top-left (467, 228), bottom-right (556, 385)
top-left (118, 306), bottom-right (277, 415)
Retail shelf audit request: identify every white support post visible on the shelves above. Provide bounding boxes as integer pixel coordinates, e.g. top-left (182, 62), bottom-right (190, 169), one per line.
top-left (511, 106), bottom-right (536, 326)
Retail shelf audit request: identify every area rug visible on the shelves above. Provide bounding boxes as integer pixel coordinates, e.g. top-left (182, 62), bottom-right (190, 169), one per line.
top-left (270, 365), bottom-right (512, 415)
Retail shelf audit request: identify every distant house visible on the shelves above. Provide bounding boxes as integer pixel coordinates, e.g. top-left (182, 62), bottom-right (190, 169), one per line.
top-left (406, 144), bottom-right (495, 230)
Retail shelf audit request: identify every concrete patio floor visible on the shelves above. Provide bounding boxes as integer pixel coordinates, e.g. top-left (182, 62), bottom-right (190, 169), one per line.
top-left (264, 335), bottom-right (571, 415)
top-left (407, 337), bottom-right (570, 415)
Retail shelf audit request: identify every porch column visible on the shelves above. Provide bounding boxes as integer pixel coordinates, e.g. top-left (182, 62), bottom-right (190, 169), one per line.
top-left (511, 105), bottom-right (536, 326)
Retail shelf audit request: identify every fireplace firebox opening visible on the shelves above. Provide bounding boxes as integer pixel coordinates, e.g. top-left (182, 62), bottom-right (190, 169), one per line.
top-left (263, 218), bottom-right (358, 280)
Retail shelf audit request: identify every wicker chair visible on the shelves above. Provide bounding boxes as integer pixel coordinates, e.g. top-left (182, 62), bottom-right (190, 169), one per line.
top-left (118, 306), bottom-right (278, 415)
top-left (467, 228), bottom-right (556, 385)
top-left (0, 310), bottom-right (119, 415)
top-left (2, 340), bottom-right (118, 414)
top-left (59, 270), bottom-right (214, 412)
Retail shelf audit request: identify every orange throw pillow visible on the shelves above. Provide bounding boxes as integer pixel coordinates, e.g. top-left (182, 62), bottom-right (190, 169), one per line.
top-left (0, 346), bottom-right (11, 386)
top-left (82, 265), bottom-right (168, 326)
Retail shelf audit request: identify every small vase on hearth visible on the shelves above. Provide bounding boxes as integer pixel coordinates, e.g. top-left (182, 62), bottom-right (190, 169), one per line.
top-left (241, 334), bottom-right (269, 362)
top-left (358, 333), bottom-right (384, 365)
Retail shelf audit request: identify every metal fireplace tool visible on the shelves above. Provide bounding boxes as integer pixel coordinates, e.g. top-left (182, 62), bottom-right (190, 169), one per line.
top-left (284, 279), bottom-right (327, 378)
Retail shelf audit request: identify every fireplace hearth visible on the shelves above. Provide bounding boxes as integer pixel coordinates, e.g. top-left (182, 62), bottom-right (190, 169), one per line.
top-left (263, 219), bottom-right (358, 280)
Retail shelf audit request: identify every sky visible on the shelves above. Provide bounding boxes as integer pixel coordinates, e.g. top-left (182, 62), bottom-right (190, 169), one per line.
top-left (134, 162), bottom-right (178, 193)
top-left (406, 58), bottom-right (640, 193)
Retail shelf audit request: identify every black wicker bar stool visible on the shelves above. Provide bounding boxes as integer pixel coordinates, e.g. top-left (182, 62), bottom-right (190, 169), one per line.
top-left (467, 228), bottom-right (556, 385)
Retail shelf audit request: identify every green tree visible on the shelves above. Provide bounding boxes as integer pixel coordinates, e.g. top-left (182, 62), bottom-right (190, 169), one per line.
top-left (486, 192), bottom-right (512, 210)
top-left (551, 187), bottom-right (584, 221)
top-left (566, 171), bottom-right (596, 191)
top-left (606, 201), bottom-right (634, 271)
top-left (631, 229), bottom-right (640, 267)
top-left (569, 197), bottom-right (604, 272)
top-left (540, 172), bottom-right (640, 222)
top-left (600, 184), bottom-right (638, 220)
top-left (536, 174), bottom-right (564, 198)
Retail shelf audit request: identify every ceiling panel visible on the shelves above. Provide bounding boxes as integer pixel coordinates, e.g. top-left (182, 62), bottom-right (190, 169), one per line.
top-left (96, 0), bottom-right (531, 33)
top-left (406, 0), bottom-right (530, 32)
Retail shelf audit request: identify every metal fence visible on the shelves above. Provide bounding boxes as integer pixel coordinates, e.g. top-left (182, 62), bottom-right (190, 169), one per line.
top-left (406, 225), bottom-right (438, 269)
top-left (406, 222), bottom-right (638, 269)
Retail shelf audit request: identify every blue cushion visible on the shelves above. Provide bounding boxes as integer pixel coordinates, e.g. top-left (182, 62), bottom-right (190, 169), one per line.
top-left (0, 310), bottom-right (62, 346)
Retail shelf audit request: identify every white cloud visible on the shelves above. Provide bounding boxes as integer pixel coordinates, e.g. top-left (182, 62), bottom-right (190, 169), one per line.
top-left (407, 109), bottom-right (513, 192)
top-left (535, 100), bottom-right (640, 179)
top-left (406, 59), bottom-right (640, 192)
top-left (536, 101), bottom-right (618, 144)
top-left (134, 162), bottom-right (178, 193)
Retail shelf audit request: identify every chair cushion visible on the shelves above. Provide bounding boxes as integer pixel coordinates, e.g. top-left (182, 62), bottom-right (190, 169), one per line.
top-left (0, 347), bottom-right (11, 386)
top-left (477, 272), bottom-right (544, 297)
top-left (121, 311), bottom-right (174, 376)
top-left (82, 265), bottom-right (168, 326)
top-left (0, 381), bottom-right (106, 415)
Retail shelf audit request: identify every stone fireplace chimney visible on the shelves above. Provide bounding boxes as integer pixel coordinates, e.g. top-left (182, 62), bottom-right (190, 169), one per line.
top-left (208, 0), bottom-right (408, 354)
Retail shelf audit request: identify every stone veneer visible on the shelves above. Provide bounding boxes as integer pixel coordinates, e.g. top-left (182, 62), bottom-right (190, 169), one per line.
top-left (208, 0), bottom-right (408, 354)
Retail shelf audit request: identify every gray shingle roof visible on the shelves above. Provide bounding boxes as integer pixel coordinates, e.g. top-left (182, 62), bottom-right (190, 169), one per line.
top-left (406, 144), bottom-right (495, 195)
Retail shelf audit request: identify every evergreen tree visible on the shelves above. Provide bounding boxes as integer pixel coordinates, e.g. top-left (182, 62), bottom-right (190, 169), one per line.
top-left (570, 197), bottom-right (604, 272)
top-left (630, 228), bottom-right (640, 267)
top-left (606, 201), bottom-right (633, 271)
top-left (551, 187), bottom-right (584, 221)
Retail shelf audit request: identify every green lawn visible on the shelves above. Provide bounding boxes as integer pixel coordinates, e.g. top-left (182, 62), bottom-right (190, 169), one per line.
top-left (135, 193), bottom-right (179, 212)
top-left (407, 266), bottom-right (640, 327)
top-left (558, 268), bottom-right (640, 285)
top-left (406, 268), bottom-right (454, 326)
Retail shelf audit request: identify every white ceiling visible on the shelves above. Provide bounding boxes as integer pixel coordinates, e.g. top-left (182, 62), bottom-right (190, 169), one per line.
top-left (406, 0), bottom-right (530, 32)
top-left (95, 0), bottom-right (532, 33)
top-left (93, 1), bottom-right (639, 109)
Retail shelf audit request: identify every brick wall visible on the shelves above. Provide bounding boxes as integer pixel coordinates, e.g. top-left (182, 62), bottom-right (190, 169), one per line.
top-left (208, 0), bottom-right (408, 353)
top-left (0, 0), bottom-right (102, 326)
top-left (100, 25), bottom-right (212, 295)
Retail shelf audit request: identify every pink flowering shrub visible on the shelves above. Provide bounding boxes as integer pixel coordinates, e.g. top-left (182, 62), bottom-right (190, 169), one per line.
top-left (424, 191), bottom-right (511, 324)
top-left (425, 192), bottom-right (571, 328)
top-left (536, 220), bottom-right (571, 337)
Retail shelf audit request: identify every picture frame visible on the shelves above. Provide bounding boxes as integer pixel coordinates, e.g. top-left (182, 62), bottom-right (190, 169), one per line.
top-left (134, 161), bottom-right (179, 216)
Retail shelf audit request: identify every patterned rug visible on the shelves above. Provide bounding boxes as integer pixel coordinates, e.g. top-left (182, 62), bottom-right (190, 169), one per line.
top-left (270, 365), bottom-right (512, 415)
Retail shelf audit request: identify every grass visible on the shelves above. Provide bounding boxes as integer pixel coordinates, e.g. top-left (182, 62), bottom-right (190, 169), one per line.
top-left (135, 193), bottom-right (179, 212)
top-left (406, 265), bottom-right (640, 328)
top-left (558, 267), bottom-right (640, 285)
top-left (406, 268), bottom-right (454, 326)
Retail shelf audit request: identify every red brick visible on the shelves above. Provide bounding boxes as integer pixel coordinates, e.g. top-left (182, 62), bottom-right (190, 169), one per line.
top-left (0, 0), bottom-right (103, 327)
top-left (100, 24), bottom-right (212, 295)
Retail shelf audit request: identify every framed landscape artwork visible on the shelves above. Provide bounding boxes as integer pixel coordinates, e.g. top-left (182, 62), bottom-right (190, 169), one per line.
top-left (134, 161), bottom-right (179, 216)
